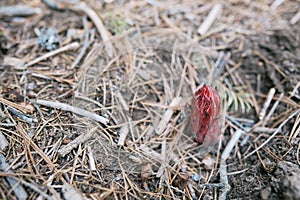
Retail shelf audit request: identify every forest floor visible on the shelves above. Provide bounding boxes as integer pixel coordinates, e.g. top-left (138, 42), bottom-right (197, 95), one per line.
top-left (0, 0), bottom-right (300, 199)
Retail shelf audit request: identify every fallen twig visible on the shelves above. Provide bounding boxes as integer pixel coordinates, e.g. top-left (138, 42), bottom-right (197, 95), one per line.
top-left (32, 99), bottom-right (109, 125)
top-left (290, 10), bottom-right (300, 24)
top-left (72, 2), bottom-right (113, 57)
top-left (7, 107), bottom-right (37, 123)
top-left (139, 144), bottom-right (163, 163)
top-left (71, 17), bottom-right (94, 68)
top-left (259, 88), bottom-right (276, 120)
top-left (271, 0), bottom-right (286, 9)
top-left (289, 111), bottom-right (300, 142)
top-left (0, 4), bottom-right (41, 18)
top-left (218, 129), bottom-right (244, 200)
top-left (197, 3), bottom-right (223, 35)
top-left (116, 91), bottom-right (129, 111)
top-left (42, 0), bottom-right (65, 10)
top-left (262, 93), bottom-right (284, 126)
top-left (117, 124), bottom-right (129, 146)
top-left (58, 126), bottom-right (98, 157)
top-left (155, 97), bottom-right (182, 134)
top-left (18, 42), bottom-right (80, 69)
top-left (199, 183), bottom-right (225, 188)
top-left (87, 146), bottom-right (96, 171)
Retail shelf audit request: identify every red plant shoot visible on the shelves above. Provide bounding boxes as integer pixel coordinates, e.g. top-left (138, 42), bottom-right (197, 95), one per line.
top-left (190, 85), bottom-right (222, 146)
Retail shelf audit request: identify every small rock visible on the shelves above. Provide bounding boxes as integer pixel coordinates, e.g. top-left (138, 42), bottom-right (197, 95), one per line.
top-left (261, 186), bottom-right (271, 200)
top-left (281, 173), bottom-right (300, 200)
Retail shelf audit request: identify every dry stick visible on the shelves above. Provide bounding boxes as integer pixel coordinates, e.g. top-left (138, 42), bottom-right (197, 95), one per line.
top-left (7, 107), bottom-right (37, 123)
top-left (155, 97), bottom-right (182, 134)
top-left (289, 112), bottom-right (300, 142)
top-left (218, 129), bottom-right (244, 200)
top-left (0, 153), bottom-right (28, 200)
top-left (71, 16), bottom-right (93, 68)
top-left (70, 145), bottom-right (82, 184)
top-left (74, 93), bottom-right (117, 121)
top-left (18, 42), bottom-right (80, 69)
top-left (43, 0), bottom-right (65, 10)
top-left (0, 4), bottom-right (41, 17)
top-left (58, 126), bottom-right (98, 157)
top-left (156, 129), bottom-right (169, 178)
top-left (33, 99), bottom-right (109, 125)
top-left (245, 109), bottom-right (300, 159)
top-left (271, 0), bottom-right (286, 9)
top-left (87, 146), bottom-right (96, 171)
top-left (226, 168), bottom-right (249, 176)
top-left (116, 91), bottom-right (129, 111)
top-left (262, 93), bottom-right (284, 126)
top-left (161, 132), bottom-right (167, 162)
top-left (116, 90), bottom-right (133, 145)
top-left (73, 2), bottom-right (113, 57)
top-left (117, 124), bottom-right (129, 146)
top-left (297, 142), bottom-right (300, 165)
top-left (289, 81), bottom-right (300, 98)
top-left (259, 88), bottom-right (276, 120)
top-left (197, 3), bottom-right (223, 35)
top-left (210, 51), bottom-right (226, 83)
top-left (290, 10), bottom-right (300, 24)
top-left (139, 144), bottom-right (163, 163)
